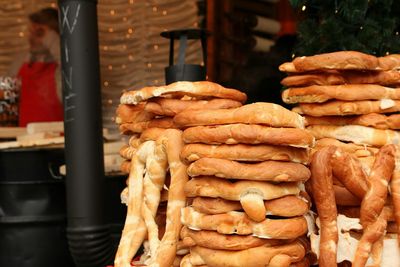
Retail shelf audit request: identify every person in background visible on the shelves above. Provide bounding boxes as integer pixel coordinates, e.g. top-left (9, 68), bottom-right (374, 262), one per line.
top-left (8, 8), bottom-right (63, 127)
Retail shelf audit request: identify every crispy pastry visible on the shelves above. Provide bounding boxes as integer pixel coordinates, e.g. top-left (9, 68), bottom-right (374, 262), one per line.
top-left (187, 158), bottom-right (310, 182)
top-left (181, 143), bottom-right (309, 164)
top-left (119, 118), bottom-right (176, 134)
top-left (174, 102), bottom-right (305, 129)
top-left (281, 70), bottom-right (400, 87)
top-left (183, 241), bottom-right (306, 267)
top-left (310, 146), bottom-right (338, 267)
top-left (360, 145), bottom-right (396, 227)
top-left (120, 81), bottom-right (247, 104)
top-left (280, 51), bottom-right (379, 72)
top-left (282, 84), bottom-right (400, 104)
top-left (293, 100), bottom-right (400, 116)
top-left (180, 227), bottom-right (287, 251)
top-left (191, 195), bottom-right (309, 217)
top-left (305, 113), bottom-right (400, 130)
top-left (115, 141), bottom-right (155, 267)
top-left (144, 97), bottom-right (242, 116)
top-left (307, 125), bottom-right (400, 147)
top-left (181, 207), bottom-right (308, 239)
top-left (182, 124), bottom-right (315, 148)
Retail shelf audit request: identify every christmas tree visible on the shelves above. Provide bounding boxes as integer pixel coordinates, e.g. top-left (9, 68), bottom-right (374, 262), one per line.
top-left (289, 0), bottom-right (400, 56)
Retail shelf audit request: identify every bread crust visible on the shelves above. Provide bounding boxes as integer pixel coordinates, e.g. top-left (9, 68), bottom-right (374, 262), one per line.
top-left (120, 81), bottom-right (247, 104)
top-left (313, 138), bottom-right (378, 157)
top-left (281, 51), bottom-right (379, 72)
top-left (144, 97), bottom-right (242, 116)
top-left (310, 146), bottom-right (338, 267)
top-left (306, 125), bottom-right (400, 147)
top-left (115, 103), bottom-right (155, 124)
top-left (305, 113), bottom-right (400, 130)
top-left (191, 195), bottom-right (309, 217)
top-left (186, 241), bottom-right (306, 267)
top-left (281, 70), bottom-right (400, 87)
top-left (181, 207), bottom-right (308, 239)
top-left (174, 102), bottom-right (305, 128)
top-left (187, 157), bottom-right (310, 182)
top-left (294, 100), bottom-right (400, 116)
top-left (182, 124), bottom-right (315, 148)
top-left (180, 227), bottom-right (287, 251)
top-left (184, 176), bottom-right (300, 201)
top-left (282, 84), bottom-right (400, 104)
top-left (360, 145), bottom-right (396, 227)
top-left (119, 118), bottom-right (176, 134)
top-left (181, 143), bottom-right (309, 164)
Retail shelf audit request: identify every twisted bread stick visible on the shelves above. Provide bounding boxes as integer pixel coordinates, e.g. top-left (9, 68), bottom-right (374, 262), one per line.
top-left (310, 146), bottom-right (338, 267)
top-left (360, 145), bottom-right (396, 227)
top-left (353, 207), bottom-right (391, 267)
top-left (141, 138), bottom-right (168, 259)
top-left (115, 141), bottom-right (155, 267)
top-left (145, 129), bottom-right (188, 267)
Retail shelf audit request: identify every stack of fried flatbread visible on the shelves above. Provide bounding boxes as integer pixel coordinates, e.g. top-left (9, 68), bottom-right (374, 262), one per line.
top-left (280, 51), bottom-right (400, 267)
top-left (174, 102), bottom-right (315, 267)
top-left (114, 81), bottom-right (247, 267)
top-left (281, 51), bottom-right (400, 148)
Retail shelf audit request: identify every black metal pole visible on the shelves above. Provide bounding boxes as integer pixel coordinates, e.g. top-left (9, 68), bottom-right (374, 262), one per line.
top-left (58, 0), bottom-right (113, 266)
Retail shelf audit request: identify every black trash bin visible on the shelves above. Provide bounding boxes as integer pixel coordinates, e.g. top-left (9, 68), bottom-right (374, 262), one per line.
top-left (0, 147), bottom-right (74, 267)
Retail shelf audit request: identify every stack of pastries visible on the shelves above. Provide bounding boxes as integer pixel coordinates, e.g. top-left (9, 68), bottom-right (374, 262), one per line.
top-left (175, 102), bottom-right (315, 266)
top-left (114, 81), bottom-right (247, 267)
top-left (280, 51), bottom-right (400, 267)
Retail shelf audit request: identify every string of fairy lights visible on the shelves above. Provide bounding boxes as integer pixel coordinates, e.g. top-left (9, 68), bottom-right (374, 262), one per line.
top-left (0, 0), bottom-right (201, 134)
